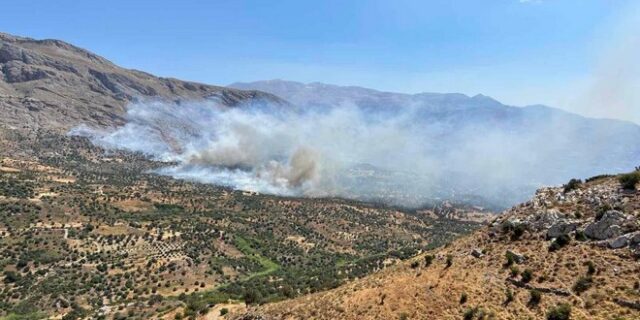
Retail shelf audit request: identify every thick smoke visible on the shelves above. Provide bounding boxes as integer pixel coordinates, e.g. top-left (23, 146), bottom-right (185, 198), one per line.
top-left (71, 101), bottom-right (435, 198)
top-left (71, 99), bottom-right (640, 209)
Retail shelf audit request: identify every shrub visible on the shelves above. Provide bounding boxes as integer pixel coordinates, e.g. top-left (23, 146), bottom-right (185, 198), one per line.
top-left (445, 254), bottom-right (453, 268)
top-left (511, 224), bottom-right (526, 241)
top-left (595, 204), bottom-right (612, 221)
top-left (505, 251), bottom-right (518, 267)
top-left (410, 260), bottom-right (420, 269)
top-left (549, 234), bottom-right (571, 252)
top-left (573, 276), bottom-right (593, 294)
top-left (585, 174), bottom-right (613, 183)
top-left (502, 221), bottom-right (526, 240)
top-left (220, 308), bottom-right (229, 316)
top-left (3, 271), bottom-right (20, 283)
top-left (460, 293), bottom-right (468, 304)
top-left (505, 289), bottom-right (514, 305)
top-left (510, 265), bottom-right (520, 278)
top-left (546, 303), bottom-right (571, 320)
top-left (528, 289), bottom-right (542, 307)
top-left (619, 172), bottom-right (640, 190)
top-left (424, 255), bottom-right (434, 267)
top-left (243, 289), bottom-right (262, 305)
top-left (463, 307), bottom-right (477, 320)
top-left (563, 178), bottom-right (582, 193)
top-left (521, 269), bottom-right (533, 283)
top-left (574, 230), bottom-right (587, 241)
top-left (586, 261), bottom-right (596, 275)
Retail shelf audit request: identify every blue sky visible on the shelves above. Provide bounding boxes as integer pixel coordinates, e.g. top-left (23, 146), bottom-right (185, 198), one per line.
top-left (1, 0), bottom-right (638, 121)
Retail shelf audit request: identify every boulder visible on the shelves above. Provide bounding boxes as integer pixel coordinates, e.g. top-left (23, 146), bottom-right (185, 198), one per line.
top-left (608, 235), bottom-right (630, 249)
top-left (471, 249), bottom-right (484, 258)
top-left (584, 210), bottom-right (627, 240)
top-left (506, 250), bottom-right (526, 264)
top-left (629, 231), bottom-right (640, 245)
top-left (547, 221), bottom-right (579, 239)
top-left (528, 209), bottom-right (565, 231)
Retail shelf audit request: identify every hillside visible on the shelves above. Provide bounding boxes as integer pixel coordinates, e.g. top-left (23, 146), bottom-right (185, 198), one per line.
top-left (0, 33), bottom-right (284, 133)
top-left (237, 175), bottom-right (640, 320)
top-left (0, 127), bottom-right (485, 319)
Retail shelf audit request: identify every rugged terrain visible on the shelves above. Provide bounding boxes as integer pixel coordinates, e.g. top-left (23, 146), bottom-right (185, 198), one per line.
top-left (235, 175), bottom-right (640, 320)
top-left (0, 33), bottom-right (283, 133)
top-left (1, 33), bottom-right (639, 320)
top-left (0, 130), bottom-right (483, 319)
top-left (0, 32), bottom-right (486, 319)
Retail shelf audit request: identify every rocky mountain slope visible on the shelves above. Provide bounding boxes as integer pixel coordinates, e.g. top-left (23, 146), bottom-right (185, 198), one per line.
top-left (235, 174), bottom-right (640, 319)
top-left (0, 32), bottom-right (283, 133)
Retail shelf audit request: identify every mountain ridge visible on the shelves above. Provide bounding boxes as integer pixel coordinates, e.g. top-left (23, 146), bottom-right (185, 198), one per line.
top-left (231, 79), bottom-right (634, 125)
top-left (0, 32), bottom-right (285, 133)
top-left (229, 79), bottom-right (640, 208)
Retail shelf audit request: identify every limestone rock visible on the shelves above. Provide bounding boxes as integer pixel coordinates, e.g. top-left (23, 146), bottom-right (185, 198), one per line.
top-left (630, 232), bottom-right (640, 245)
top-left (584, 210), bottom-right (627, 240)
top-left (528, 208), bottom-right (565, 231)
top-left (0, 32), bottom-right (286, 133)
top-left (547, 221), bottom-right (579, 239)
top-left (608, 235), bottom-right (630, 249)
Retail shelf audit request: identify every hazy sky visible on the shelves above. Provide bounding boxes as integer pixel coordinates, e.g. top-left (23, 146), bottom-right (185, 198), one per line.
top-left (1, 0), bottom-right (638, 122)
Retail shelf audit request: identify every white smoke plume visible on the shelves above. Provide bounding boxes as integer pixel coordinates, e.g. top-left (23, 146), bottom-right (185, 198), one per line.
top-left (70, 98), bottom-right (640, 209)
top-left (71, 101), bottom-right (429, 197)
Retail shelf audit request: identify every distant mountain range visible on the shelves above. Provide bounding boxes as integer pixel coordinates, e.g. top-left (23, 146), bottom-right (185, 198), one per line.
top-left (231, 80), bottom-right (640, 207)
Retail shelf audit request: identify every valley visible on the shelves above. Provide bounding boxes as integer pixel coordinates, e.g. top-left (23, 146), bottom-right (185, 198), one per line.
top-left (1, 29), bottom-right (639, 320)
top-left (0, 130), bottom-right (483, 319)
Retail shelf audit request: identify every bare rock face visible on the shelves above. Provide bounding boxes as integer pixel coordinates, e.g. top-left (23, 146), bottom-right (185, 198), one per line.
top-left (0, 32), bottom-right (285, 133)
top-left (584, 210), bottom-right (628, 240)
top-left (609, 235), bottom-right (630, 249)
top-left (526, 208), bottom-right (566, 231)
top-left (547, 221), bottom-right (579, 239)
top-left (3, 60), bottom-right (53, 83)
top-left (630, 232), bottom-right (640, 245)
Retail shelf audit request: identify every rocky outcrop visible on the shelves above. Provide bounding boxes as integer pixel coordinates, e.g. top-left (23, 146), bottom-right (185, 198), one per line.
top-left (613, 298), bottom-right (640, 311)
top-left (471, 248), bottom-right (484, 258)
top-left (608, 231), bottom-right (640, 249)
top-left (547, 221), bottom-right (579, 239)
top-left (0, 32), bottom-right (286, 132)
top-left (506, 278), bottom-right (571, 297)
top-left (529, 209), bottom-right (566, 231)
top-left (584, 210), bottom-right (628, 240)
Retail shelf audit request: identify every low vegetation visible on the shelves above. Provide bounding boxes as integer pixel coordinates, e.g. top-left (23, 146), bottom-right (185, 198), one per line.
top-left (0, 131), bottom-right (482, 319)
top-left (619, 171), bottom-right (640, 190)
